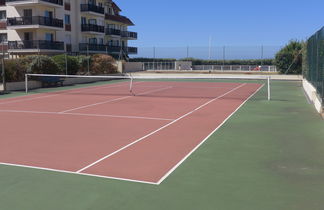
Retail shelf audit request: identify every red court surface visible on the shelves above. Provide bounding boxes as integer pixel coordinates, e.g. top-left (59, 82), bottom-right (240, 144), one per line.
top-left (0, 81), bottom-right (263, 184)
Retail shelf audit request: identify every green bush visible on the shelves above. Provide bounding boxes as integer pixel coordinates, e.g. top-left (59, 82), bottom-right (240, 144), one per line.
top-left (4, 59), bottom-right (28, 82)
top-left (77, 55), bottom-right (91, 74)
top-left (90, 54), bottom-right (117, 74)
top-left (52, 54), bottom-right (80, 75)
top-left (275, 40), bottom-right (304, 74)
top-left (28, 55), bottom-right (61, 74)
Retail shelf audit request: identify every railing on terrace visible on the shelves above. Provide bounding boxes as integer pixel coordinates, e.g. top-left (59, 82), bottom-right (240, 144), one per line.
top-left (8, 40), bottom-right (64, 50)
top-left (6, 0), bottom-right (63, 6)
top-left (121, 31), bottom-right (137, 39)
top-left (105, 28), bottom-right (121, 36)
top-left (81, 24), bottom-right (104, 33)
top-left (79, 43), bottom-right (137, 54)
top-left (193, 65), bottom-right (277, 72)
top-left (142, 62), bottom-right (277, 71)
top-left (80, 4), bottom-right (104, 14)
top-left (7, 16), bottom-right (63, 28)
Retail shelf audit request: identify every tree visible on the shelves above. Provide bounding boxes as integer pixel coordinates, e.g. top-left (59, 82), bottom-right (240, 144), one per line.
top-left (275, 40), bottom-right (304, 74)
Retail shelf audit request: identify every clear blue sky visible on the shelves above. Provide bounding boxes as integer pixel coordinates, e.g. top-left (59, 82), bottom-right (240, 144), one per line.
top-left (116, 0), bottom-right (324, 48)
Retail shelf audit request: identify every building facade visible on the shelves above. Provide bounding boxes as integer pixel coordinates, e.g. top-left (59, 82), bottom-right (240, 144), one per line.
top-left (0, 0), bottom-right (137, 58)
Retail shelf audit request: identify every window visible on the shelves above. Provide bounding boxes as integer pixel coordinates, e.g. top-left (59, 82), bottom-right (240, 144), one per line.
top-left (81, 17), bottom-right (86, 24)
top-left (23, 9), bottom-right (32, 17)
top-left (65, 15), bottom-right (70, 24)
top-left (0, 33), bottom-right (7, 43)
top-left (45, 33), bottom-right (54, 41)
top-left (89, 38), bottom-right (97, 44)
top-left (99, 38), bottom-right (103, 45)
top-left (0, 11), bottom-right (6, 20)
top-left (24, 32), bottom-right (33, 41)
top-left (44, 11), bottom-right (53, 18)
top-left (88, 19), bottom-right (96, 24)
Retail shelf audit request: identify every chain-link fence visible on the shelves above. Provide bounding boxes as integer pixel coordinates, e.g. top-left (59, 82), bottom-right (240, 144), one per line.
top-left (304, 27), bottom-right (324, 101)
top-left (130, 46), bottom-right (282, 60)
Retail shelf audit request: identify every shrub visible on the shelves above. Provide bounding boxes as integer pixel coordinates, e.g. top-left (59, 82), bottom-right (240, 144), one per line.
top-left (52, 54), bottom-right (80, 75)
top-left (90, 54), bottom-right (117, 74)
top-left (28, 55), bottom-right (61, 74)
top-left (4, 59), bottom-right (28, 82)
top-left (77, 55), bottom-right (91, 74)
top-left (275, 40), bottom-right (304, 74)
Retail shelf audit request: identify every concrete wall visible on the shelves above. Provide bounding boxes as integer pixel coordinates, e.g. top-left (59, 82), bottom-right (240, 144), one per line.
top-left (303, 79), bottom-right (323, 114)
top-left (175, 61), bottom-right (192, 70)
top-left (123, 62), bottom-right (143, 73)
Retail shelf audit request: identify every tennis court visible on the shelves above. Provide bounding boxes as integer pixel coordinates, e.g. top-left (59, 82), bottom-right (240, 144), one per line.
top-left (0, 78), bottom-right (262, 184)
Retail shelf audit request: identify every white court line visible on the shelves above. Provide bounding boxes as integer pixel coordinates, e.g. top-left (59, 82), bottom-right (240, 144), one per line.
top-left (76, 83), bottom-right (246, 173)
top-left (156, 84), bottom-right (265, 184)
top-left (0, 109), bottom-right (174, 121)
top-left (0, 83), bottom-right (263, 185)
top-left (0, 81), bottom-right (134, 105)
top-left (0, 162), bottom-right (158, 185)
top-left (59, 86), bottom-right (173, 114)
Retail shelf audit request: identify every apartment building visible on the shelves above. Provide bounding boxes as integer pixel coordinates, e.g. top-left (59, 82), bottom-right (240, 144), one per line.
top-left (0, 0), bottom-right (137, 58)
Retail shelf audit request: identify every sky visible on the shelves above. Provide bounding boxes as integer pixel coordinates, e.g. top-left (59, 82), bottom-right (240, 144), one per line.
top-left (116, 0), bottom-right (324, 47)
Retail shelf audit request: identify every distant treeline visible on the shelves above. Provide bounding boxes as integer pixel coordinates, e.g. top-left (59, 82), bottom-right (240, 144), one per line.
top-left (129, 57), bottom-right (274, 65)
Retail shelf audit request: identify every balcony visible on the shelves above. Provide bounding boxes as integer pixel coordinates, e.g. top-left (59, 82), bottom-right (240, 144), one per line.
top-left (105, 29), bottom-right (137, 40)
top-left (7, 16), bottom-right (63, 30)
top-left (80, 4), bottom-right (104, 16)
top-left (121, 31), bottom-right (137, 40)
top-left (105, 14), bottom-right (134, 26)
top-left (127, 47), bottom-right (137, 54)
top-left (6, 0), bottom-right (63, 7)
top-left (79, 43), bottom-right (107, 52)
top-left (81, 24), bottom-right (104, 34)
top-left (79, 43), bottom-right (137, 55)
top-left (8, 40), bottom-right (64, 53)
top-left (105, 28), bottom-right (121, 36)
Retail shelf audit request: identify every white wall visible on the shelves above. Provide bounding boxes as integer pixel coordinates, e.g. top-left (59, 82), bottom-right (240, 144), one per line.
top-left (303, 79), bottom-right (323, 114)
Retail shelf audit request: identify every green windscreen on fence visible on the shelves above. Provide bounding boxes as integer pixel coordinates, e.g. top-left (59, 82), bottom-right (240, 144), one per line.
top-left (305, 27), bottom-right (324, 101)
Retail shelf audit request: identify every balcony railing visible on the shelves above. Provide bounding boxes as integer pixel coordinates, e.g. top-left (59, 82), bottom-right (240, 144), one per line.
top-left (6, 0), bottom-right (63, 6)
top-left (7, 16), bottom-right (63, 28)
top-left (79, 43), bottom-right (137, 54)
top-left (81, 24), bottom-right (104, 33)
top-left (80, 4), bottom-right (104, 15)
top-left (8, 40), bottom-right (64, 50)
top-left (121, 31), bottom-right (137, 39)
top-left (105, 28), bottom-right (121, 36)
top-left (105, 29), bottom-right (138, 39)
top-left (127, 47), bottom-right (138, 54)
top-left (79, 43), bottom-right (107, 52)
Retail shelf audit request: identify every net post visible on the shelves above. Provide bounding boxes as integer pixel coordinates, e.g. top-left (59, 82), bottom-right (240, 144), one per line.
top-left (267, 76), bottom-right (271, 101)
top-left (25, 74), bottom-right (28, 93)
top-left (129, 75), bottom-right (134, 95)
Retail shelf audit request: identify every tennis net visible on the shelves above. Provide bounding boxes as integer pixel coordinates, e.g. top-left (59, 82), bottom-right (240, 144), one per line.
top-left (25, 73), bottom-right (271, 100)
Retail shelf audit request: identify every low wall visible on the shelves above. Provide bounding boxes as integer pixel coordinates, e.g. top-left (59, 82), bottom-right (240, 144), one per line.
top-left (7, 80), bottom-right (41, 91)
top-left (123, 62), bottom-right (143, 73)
top-left (303, 79), bottom-right (323, 114)
top-left (175, 61), bottom-right (192, 70)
